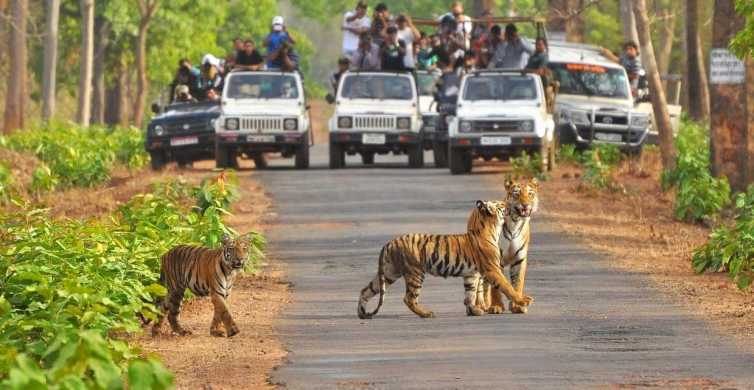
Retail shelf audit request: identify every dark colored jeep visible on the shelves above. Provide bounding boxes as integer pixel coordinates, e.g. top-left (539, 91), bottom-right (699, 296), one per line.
top-left (145, 101), bottom-right (220, 170)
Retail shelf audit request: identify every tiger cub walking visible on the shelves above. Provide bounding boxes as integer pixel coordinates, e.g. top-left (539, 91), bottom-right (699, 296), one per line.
top-left (480, 178), bottom-right (539, 314)
top-left (152, 234), bottom-right (249, 337)
top-left (357, 200), bottom-right (533, 319)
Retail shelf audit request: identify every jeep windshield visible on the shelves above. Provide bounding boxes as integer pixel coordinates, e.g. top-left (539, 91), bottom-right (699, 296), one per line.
top-left (226, 74), bottom-right (299, 99)
top-left (340, 74), bottom-right (414, 100)
top-left (416, 72), bottom-right (438, 96)
top-left (462, 74), bottom-right (538, 101)
top-left (549, 63), bottom-right (630, 99)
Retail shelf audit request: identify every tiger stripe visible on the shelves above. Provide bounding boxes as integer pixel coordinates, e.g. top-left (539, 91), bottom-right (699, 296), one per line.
top-left (357, 200), bottom-right (533, 319)
top-left (152, 235), bottom-right (249, 337)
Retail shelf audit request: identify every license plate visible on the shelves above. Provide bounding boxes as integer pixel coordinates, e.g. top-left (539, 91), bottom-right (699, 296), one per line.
top-left (247, 135), bottom-right (275, 143)
top-left (480, 136), bottom-right (511, 146)
top-left (594, 132), bottom-right (623, 142)
top-left (170, 136), bottom-right (198, 146)
top-left (362, 133), bottom-right (386, 145)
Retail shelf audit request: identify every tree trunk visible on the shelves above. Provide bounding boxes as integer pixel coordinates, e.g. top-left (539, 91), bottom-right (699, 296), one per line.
top-left (709, 0), bottom-right (752, 191)
top-left (619, 0), bottom-right (639, 44)
top-left (132, 0), bottom-right (159, 128)
top-left (42, 0), bottom-right (60, 122)
top-left (472, 0), bottom-right (496, 17)
top-left (3, 0), bottom-right (27, 134)
top-left (686, 0), bottom-right (710, 122)
top-left (76, 0), bottom-right (94, 126)
top-left (655, 7), bottom-right (676, 77)
top-left (633, 0), bottom-right (675, 171)
top-left (547, 0), bottom-right (584, 42)
top-left (92, 17), bottom-right (111, 125)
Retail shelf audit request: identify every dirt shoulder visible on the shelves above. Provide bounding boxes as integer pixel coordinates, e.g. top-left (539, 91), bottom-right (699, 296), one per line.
top-left (535, 152), bottom-right (754, 347)
top-left (138, 162), bottom-right (289, 390)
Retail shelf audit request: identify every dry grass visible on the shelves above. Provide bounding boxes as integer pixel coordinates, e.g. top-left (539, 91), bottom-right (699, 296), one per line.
top-left (539, 149), bottom-right (754, 348)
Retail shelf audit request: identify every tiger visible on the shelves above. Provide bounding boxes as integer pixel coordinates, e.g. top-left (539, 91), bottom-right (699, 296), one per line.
top-left (479, 178), bottom-right (539, 315)
top-left (151, 234), bottom-right (249, 337)
top-left (357, 200), bottom-right (533, 319)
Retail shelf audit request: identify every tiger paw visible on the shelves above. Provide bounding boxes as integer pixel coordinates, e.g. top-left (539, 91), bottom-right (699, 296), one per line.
top-left (419, 311), bottom-right (435, 319)
top-left (173, 328), bottom-right (192, 336)
top-left (466, 306), bottom-right (485, 316)
top-left (210, 329), bottom-right (226, 337)
top-left (226, 326), bottom-right (240, 337)
top-left (513, 294), bottom-right (533, 307)
top-left (509, 304), bottom-right (528, 314)
top-left (487, 305), bottom-right (504, 314)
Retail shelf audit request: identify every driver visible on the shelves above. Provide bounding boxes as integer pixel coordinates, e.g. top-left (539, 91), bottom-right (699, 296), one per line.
top-left (280, 81), bottom-right (296, 98)
top-left (601, 41), bottom-right (643, 92)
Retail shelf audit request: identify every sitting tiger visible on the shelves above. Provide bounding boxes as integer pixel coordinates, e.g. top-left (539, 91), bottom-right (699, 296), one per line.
top-left (479, 178), bottom-right (539, 315)
top-left (357, 200), bottom-right (533, 319)
top-left (152, 234), bottom-right (249, 337)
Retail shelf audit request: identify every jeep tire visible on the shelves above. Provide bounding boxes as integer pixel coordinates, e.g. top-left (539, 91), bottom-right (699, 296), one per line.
top-left (432, 141), bottom-right (448, 168)
top-left (215, 145), bottom-right (237, 169)
top-left (150, 151), bottom-right (166, 171)
top-left (449, 146), bottom-right (472, 175)
top-left (295, 141), bottom-right (310, 169)
top-left (408, 144), bottom-right (424, 168)
top-left (253, 154), bottom-right (268, 169)
top-left (361, 152), bottom-right (375, 165)
top-left (329, 142), bottom-right (345, 169)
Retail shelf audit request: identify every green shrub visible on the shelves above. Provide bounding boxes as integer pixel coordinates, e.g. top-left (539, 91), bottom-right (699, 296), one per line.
top-left (662, 121), bottom-right (731, 222)
top-left (557, 144), bottom-right (582, 164)
top-left (693, 185), bottom-right (754, 289)
top-left (0, 162), bottom-right (13, 203)
top-left (4, 123), bottom-right (148, 191)
top-left (30, 165), bottom-right (58, 194)
top-left (581, 144), bottom-right (622, 190)
top-left (0, 172), bottom-right (263, 388)
top-left (510, 152), bottom-right (546, 180)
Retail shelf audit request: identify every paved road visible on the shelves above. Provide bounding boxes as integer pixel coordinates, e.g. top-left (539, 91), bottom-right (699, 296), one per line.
top-left (257, 146), bottom-right (754, 389)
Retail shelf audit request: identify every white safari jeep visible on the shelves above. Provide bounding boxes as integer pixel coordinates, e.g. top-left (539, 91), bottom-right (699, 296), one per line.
top-left (547, 44), bottom-right (651, 153)
top-left (327, 71), bottom-right (422, 168)
top-left (447, 70), bottom-right (555, 175)
top-left (215, 71), bottom-right (310, 169)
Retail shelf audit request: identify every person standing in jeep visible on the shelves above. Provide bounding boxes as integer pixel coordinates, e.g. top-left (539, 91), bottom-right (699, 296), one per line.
top-left (234, 39), bottom-right (264, 71)
top-left (380, 26), bottom-right (407, 71)
top-left (342, 1), bottom-right (371, 58)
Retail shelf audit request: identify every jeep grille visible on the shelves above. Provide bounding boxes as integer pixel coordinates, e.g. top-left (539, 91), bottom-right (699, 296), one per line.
top-left (471, 120), bottom-right (523, 133)
top-left (241, 117), bottom-right (283, 131)
top-left (354, 115), bottom-right (396, 130)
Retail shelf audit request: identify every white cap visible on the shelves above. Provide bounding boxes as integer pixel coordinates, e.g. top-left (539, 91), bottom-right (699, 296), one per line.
top-left (272, 16), bottom-right (284, 26)
top-left (201, 54), bottom-right (220, 67)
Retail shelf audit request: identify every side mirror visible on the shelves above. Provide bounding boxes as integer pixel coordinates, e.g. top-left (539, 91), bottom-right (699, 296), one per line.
top-left (305, 104), bottom-right (312, 110)
top-left (151, 103), bottom-right (161, 114)
top-left (325, 93), bottom-right (335, 105)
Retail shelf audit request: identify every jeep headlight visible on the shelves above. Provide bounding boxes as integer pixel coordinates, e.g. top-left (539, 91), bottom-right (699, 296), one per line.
top-left (459, 120), bottom-right (472, 132)
top-left (284, 118), bottom-right (298, 131)
top-left (519, 120), bottom-right (534, 132)
top-left (630, 115), bottom-right (649, 128)
top-left (338, 116), bottom-right (353, 129)
top-left (225, 118), bottom-right (239, 131)
top-left (153, 125), bottom-right (165, 136)
top-left (397, 117), bottom-right (411, 130)
top-left (569, 110), bottom-right (590, 126)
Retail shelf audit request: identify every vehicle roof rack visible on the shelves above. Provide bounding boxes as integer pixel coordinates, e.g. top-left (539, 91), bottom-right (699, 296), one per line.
top-left (345, 69), bottom-right (414, 76)
top-left (473, 68), bottom-right (529, 76)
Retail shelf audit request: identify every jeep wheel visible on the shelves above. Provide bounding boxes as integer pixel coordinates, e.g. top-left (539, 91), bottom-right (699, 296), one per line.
top-left (253, 154), bottom-right (268, 169)
top-left (177, 158), bottom-right (193, 169)
top-left (294, 143), bottom-right (310, 169)
top-left (150, 151), bottom-right (166, 171)
top-left (361, 152), bottom-right (375, 165)
top-left (215, 145), bottom-right (237, 169)
top-left (329, 142), bottom-right (345, 169)
top-left (449, 146), bottom-right (472, 175)
top-left (432, 141), bottom-right (448, 168)
top-left (408, 144), bottom-right (424, 168)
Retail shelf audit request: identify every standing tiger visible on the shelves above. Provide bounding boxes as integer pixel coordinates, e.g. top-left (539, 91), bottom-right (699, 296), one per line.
top-left (357, 200), bottom-right (533, 319)
top-left (480, 178), bottom-right (539, 314)
top-left (152, 234), bottom-right (249, 337)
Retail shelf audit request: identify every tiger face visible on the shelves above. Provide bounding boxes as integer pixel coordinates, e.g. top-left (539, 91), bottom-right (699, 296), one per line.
top-left (469, 200), bottom-right (508, 233)
top-left (221, 234), bottom-right (249, 270)
top-left (505, 178), bottom-right (539, 218)
top-left (476, 200), bottom-right (508, 221)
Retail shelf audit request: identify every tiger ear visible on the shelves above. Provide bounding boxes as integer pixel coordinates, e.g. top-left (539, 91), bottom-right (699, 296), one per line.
top-left (504, 176), bottom-right (514, 192)
top-left (476, 200), bottom-right (485, 211)
top-left (529, 177), bottom-right (539, 189)
top-left (221, 233), bottom-right (232, 246)
top-left (476, 200), bottom-right (492, 215)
